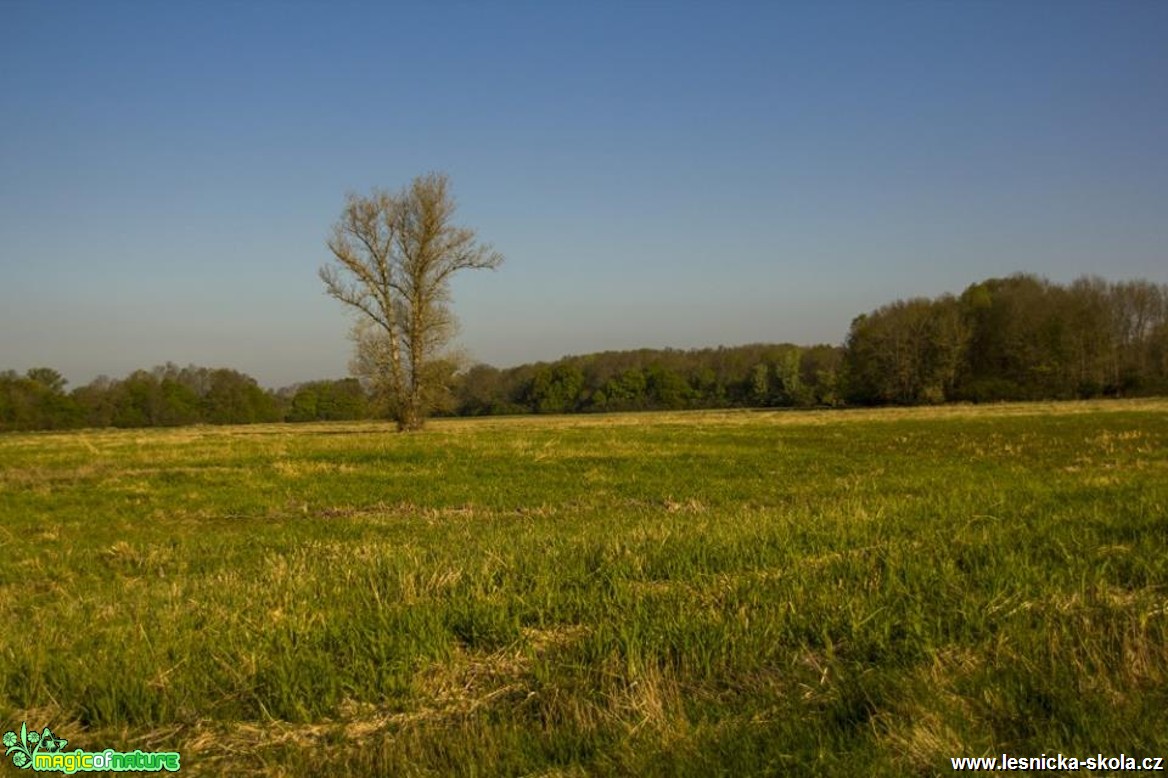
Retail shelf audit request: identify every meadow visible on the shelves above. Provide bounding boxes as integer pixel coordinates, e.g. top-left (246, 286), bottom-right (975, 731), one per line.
top-left (1, 401), bottom-right (1166, 776)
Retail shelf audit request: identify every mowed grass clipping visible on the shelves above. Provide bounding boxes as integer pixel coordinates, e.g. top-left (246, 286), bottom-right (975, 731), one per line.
top-left (1, 401), bottom-right (1166, 776)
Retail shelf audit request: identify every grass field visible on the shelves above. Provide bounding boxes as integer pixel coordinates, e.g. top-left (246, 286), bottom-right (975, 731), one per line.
top-left (2, 401), bottom-right (1166, 775)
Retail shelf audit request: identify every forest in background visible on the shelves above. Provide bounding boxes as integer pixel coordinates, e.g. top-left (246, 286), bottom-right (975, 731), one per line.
top-left (3, 273), bottom-right (1167, 431)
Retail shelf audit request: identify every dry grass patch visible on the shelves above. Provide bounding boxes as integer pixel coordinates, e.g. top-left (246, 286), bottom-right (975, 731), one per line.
top-left (171, 624), bottom-right (591, 774)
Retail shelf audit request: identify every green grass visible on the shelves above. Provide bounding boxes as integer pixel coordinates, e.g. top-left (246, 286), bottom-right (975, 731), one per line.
top-left (2, 401), bottom-right (1166, 776)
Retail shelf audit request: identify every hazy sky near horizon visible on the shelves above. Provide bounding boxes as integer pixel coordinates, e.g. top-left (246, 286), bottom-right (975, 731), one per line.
top-left (2, 1), bottom-right (1166, 388)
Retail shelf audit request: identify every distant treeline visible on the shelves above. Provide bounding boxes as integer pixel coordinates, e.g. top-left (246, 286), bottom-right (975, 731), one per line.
top-left (2, 273), bottom-right (1166, 431)
top-left (845, 273), bottom-right (1168, 404)
top-left (0, 366), bottom-right (369, 431)
top-left (455, 272), bottom-right (1168, 412)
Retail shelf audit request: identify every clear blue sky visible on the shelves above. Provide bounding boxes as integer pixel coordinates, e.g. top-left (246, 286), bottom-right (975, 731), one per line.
top-left (2, 1), bottom-right (1166, 388)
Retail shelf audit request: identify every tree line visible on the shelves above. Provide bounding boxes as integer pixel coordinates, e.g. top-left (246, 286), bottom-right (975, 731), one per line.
top-left (0, 364), bottom-right (368, 432)
top-left (2, 273), bottom-right (1166, 432)
top-left (455, 342), bottom-right (844, 415)
top-left (442, 272), bottom-right (1168, 413)
top-left (844, 274), bottom-right (1168, 404)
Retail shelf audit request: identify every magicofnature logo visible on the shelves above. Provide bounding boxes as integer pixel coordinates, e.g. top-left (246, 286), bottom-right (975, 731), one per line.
top-left (3, 722), bottom-right (180, 773)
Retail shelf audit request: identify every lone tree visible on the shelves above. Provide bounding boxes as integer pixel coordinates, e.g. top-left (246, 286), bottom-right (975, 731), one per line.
top-left (320, 173), bottom-right (503, 431)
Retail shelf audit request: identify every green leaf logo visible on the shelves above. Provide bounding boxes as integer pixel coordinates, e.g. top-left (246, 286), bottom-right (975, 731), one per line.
top-left (3, 722), bottom-right (64, 770)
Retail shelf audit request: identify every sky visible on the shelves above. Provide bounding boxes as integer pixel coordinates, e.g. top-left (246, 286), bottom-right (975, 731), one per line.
top-left (2, 1), bottom-right (1166, 389)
